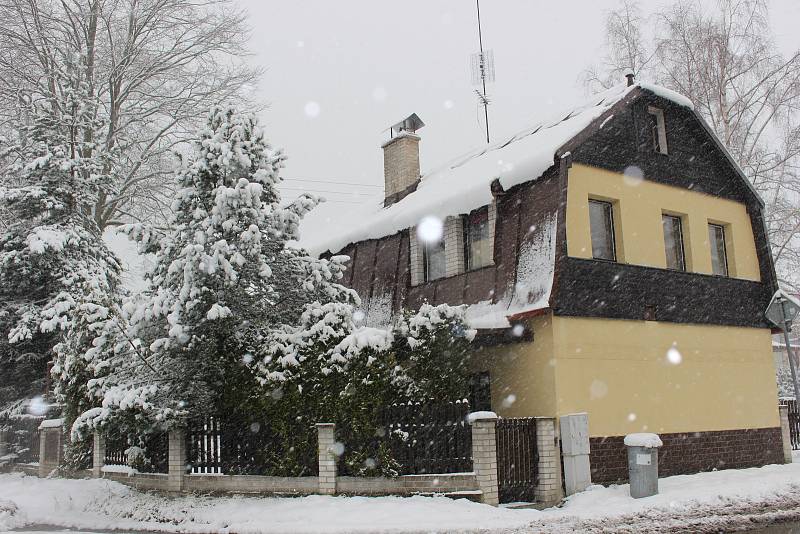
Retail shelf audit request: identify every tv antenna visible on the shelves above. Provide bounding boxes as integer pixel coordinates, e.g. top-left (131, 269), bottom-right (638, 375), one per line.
top-left (470, 0), bottom-right (495, 144)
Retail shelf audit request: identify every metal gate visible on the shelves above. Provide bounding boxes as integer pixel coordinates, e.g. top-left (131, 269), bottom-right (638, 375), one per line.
top-left (496, 417), bottom-right (538, 503)
top-left (785, 399), bottom-right (800, 450)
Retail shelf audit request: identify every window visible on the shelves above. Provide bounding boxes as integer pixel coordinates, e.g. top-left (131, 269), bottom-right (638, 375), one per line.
top-left (648, 106), bottom-right (668, 155)
top-left (423, 237), bottom-right (446, 282)
top-left (589, 199), bottom-right (616, 261)
top-left (708, 224), bottom-right (729, 276)
top-left (662, 214), bottom-right (686, 271)
top-left (464, 207), bottom-right (492, 270)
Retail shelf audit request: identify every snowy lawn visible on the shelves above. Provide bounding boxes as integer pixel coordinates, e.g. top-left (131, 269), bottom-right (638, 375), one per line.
top-left (3, 460), bottom-right (800, 533)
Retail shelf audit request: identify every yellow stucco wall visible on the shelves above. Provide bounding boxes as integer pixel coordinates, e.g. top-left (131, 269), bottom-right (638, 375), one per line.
top-left (552, 316), bottom-right (778, 436)
top-left (472, 315), bottom-right (557, 418)
top-left (566, 164), bottom-right (761, 280)
top-left (476, 315), bottom-right (778, 437)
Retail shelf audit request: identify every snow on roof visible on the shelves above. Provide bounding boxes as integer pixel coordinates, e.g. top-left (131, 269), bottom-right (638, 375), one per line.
top-left (464, 211), bottom-right (557, 329)
top-left (299, 82), bottom-right (693, 257)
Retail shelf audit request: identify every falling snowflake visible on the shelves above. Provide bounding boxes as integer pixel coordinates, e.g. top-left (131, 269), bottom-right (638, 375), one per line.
top-left (417, 215), bottom-right (443, 243)
top-left (667, 343), bottom-right (682, 365)
top-left (590, 379), bottom-right (608, 399)
top-left (28, 396), bottom-right (48, 416)
top-left (372, 86), bottom-right (388, 102)
top-left (623, 165), bottom-right (644, 186)
top-left (304, 101), bottom-right (321, 118)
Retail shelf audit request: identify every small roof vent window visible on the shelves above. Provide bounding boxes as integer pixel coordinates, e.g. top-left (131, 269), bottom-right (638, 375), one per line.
top-left (648, 106), bottom-right (668, 155)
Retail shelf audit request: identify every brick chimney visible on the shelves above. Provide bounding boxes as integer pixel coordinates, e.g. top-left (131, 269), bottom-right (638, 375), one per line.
top-left (382, 113), bottom-right (424, 207)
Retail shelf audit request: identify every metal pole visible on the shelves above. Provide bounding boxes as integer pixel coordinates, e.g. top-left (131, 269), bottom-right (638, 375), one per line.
top-left (476, 0), bottom-right (490, 144)
top-left (780, 296), bottom-right (800, 401)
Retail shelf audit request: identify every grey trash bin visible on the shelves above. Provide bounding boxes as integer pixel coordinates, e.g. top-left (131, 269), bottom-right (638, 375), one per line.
top-left (624, 433), bottom-right (662, 498)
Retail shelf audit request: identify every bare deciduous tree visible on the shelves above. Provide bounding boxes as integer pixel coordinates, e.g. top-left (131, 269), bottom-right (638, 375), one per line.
top-left (0, 0), bottom-right (261, 229)
top-left (582, 0), bottom-right (654, 90)
top-left (585, 0), bottom-right (800, 288)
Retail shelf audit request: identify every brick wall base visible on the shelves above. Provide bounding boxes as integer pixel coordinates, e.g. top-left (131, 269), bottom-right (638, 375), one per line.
top-left (590, 426), bottom-right (783, 485)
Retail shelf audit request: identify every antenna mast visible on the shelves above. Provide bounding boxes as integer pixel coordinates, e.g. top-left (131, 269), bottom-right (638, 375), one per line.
top-left (471, 0), bottom-right (494, 144)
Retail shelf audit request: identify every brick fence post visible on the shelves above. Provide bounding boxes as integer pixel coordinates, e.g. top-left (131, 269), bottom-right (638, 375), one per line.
top-left (38, 428), bottom-right (48, 478)
top-left (316, 423), bottom-right (337, 495)
top-left (168, 429), bottom-right (186, 492)
top-left (469, 413), bottom-right (499, 506)
top-left (38, 419), bottom-right (64, 478)
top-left (534, 417), bottom-right (564, 506)
top-left (779, 405), bottom-right (793, 464)
top-left (92, 431), bottom-right (105, 478)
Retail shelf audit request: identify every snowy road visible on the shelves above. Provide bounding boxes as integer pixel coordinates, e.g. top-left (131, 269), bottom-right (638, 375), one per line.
top-left (4, 458), bottom-right (800, 533)
top-left (6, 519), bottom-right (800, 533)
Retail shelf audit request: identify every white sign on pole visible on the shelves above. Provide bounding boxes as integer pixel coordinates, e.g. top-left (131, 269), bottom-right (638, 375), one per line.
top-left (766, 289), bottom-right (800, 329)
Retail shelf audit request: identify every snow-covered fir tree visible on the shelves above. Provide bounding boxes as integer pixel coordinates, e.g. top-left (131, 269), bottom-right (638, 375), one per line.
top-left (73, 106), bottom-right (357, 437)
top-left (0, 56), bottom-right (122, 439)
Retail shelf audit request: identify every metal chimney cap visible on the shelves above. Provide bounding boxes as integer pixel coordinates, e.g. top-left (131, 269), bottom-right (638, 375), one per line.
top-left (624, 70), bottom-right (635, 86)
top-left (391, 113), bottom-right (425, 135)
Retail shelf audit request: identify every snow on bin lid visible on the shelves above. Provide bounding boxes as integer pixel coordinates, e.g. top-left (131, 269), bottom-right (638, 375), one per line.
top-left (624, 433), bottom-right (663, 448)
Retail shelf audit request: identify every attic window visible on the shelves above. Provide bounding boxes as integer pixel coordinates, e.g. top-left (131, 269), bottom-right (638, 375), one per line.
top-left (648, 106), bottom-right (668, 155)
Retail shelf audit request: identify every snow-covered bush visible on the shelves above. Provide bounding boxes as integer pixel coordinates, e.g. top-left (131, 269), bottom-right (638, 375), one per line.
top-left (257, 301), bottom-right (476, 477)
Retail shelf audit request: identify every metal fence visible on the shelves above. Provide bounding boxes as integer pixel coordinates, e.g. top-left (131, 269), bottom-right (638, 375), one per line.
top-left (184, 401), bottom-right (474, 477)
top-left (0, 416), bottom-right (44, 463)
top-left (382, 400), bottom-right (472, 475)
top-left (103, 431), bottom-right (169, 473)
top-left (185, 415), bottom-right (314, 476)
top-left (784, 398), bottom-right (800, 450)
top-left (496, 417), bottom-right (538, 504)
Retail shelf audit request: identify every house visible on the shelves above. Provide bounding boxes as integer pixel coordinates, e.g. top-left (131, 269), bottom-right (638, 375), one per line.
top-left (301, 79), bottom-right (783, 484)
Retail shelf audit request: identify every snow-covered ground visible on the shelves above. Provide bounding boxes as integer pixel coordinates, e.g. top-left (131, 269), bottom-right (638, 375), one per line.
top-left (2, 458), bottom-right (800, 533)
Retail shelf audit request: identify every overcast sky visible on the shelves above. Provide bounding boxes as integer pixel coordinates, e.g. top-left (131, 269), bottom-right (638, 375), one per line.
top-left (240, 0), bottom-right (800, 207)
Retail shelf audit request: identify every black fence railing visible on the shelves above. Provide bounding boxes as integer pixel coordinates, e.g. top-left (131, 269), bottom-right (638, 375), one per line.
top-left (382, 400), bottom-right (472, 475)
top-left (0, 416), bottom-right (44, 463)
top-left (784, 398), bottom-right (800, 450)
top-left (185, 415), bottom-right (315, 476)
top-left (103, 431), bottom-right (169, 473)
top-left (496, 417), bottom-right (538, 504)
